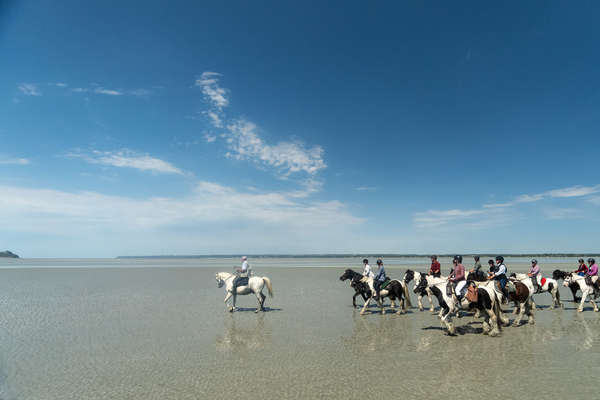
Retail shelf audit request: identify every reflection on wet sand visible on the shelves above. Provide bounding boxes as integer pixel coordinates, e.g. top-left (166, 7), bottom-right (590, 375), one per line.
top-left (216, 314), bottom-right (272, 352)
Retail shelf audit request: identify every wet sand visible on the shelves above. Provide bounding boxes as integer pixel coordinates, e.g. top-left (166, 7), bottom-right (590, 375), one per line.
top-left (0, 258), bottom-right (598, 399)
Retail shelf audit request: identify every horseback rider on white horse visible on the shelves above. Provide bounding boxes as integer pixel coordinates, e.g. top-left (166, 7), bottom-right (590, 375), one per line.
top-left (232, 256), bottom-right (252, 309)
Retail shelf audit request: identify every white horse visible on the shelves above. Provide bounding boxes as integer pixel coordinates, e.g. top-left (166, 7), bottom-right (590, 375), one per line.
top-left (510, 273), bottom-right (562, 310)
top-left (563, 273), bottom-right (599, 313)
top-left (216, 272), bottom-right (273, 313)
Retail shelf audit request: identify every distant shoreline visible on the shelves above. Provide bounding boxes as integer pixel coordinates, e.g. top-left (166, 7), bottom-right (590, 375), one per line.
top-left (116, 253), bottom-right (599, 259)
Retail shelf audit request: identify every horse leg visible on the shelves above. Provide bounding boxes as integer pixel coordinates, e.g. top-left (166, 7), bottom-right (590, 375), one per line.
top-left (591, 297), bottom-right (599, 312)
top-left (531, 299), bottom-right (537, 312)
top-left (487, 307), bottom-right (500, 337)
top-left (353, 293), bottom-right (358, 308)
top-left (512, 301), bottom-right (526, 327)
top-left (260, 292), bottom-right (266, 310)
top-left (527, 299), bottom-right (535, 324)
top-left (417, 294), bottom-right (424, 311)
top-left (427, 290), bottom-right (435, 312)
top-left (578, 291), bottom-right (587, 312)
top-left (223, 292), bottom-right (234, 311)
top-left (570, 284), bottom-right (580, 303)
top-left (360, 297), bottom-right (371, 315)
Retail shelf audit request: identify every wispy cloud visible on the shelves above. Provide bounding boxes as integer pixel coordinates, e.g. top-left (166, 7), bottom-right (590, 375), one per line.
top-left (195, 72), bottom-right (228, 109)
top-left (52, 82), bottom-right (67, 87)
top-left (225, 119), bottom-right (326, 176)
top-left (94, 87), bottom-right (123, 96)
top-left (355, 186), bottom-right (376, 192)
top-left (129, 89), bottom-right (152, 96)
top-left (0, 157), bottom-right (30, 165)
top-left (484, 185), bottom-right (600, 208)
top-left (0, 182), bottom-right (362, 235)
top-left (417, 183), bottom-right (600, 230)
top-left (18, 83), bottom-right (41, 96)
top-left (206, 111), bottom-right (222, 128)
top-left (203, 133), bottom-right (217, 143)
top-left (68, 149), bottom-right (183, 175)
top-left (72, 88), bottom-right (88, 93)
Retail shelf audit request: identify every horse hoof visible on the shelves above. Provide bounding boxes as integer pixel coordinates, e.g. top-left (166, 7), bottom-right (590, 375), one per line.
top-left (489, 330), bottom-right (499, 337)
top-left (255, 309), bottom-right (259, 313)
top-left (577, 308), bottom-right (583, 313)
top-left (229, 307), bottom-right (234, 312)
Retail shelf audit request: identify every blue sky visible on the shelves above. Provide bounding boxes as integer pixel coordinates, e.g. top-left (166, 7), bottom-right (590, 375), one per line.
top-left (1, 1), bottom-right (600, 257)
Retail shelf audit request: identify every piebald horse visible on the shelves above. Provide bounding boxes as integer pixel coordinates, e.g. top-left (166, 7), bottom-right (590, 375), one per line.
top-left (404, 270), bottom-right (435, 312)
top-left (562, 273), bottom-right (599, 313)
top-left (216, 272), bottom-right (274, 313)
top-left (413, 274), bottom-right (461, 335)
top-left (510, 273), bottom-right (563, 310)
top-left (460, 280), bottom-right (507, 337)
top-left (339, 269), bottom-right (372, 308)
top-left (359, 276), bottom-right (410, 316)
top-left (553, 269), bottom-right (582, 303)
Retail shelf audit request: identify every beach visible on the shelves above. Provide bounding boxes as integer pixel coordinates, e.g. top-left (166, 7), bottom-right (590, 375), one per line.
top-left (0, 257), bottom-right (599, 399)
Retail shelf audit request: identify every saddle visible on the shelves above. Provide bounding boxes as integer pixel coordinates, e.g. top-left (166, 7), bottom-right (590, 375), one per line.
top-left (380, 277), bottom-right (392, 290)
top-left (235, 277), bottom-right (249, 287)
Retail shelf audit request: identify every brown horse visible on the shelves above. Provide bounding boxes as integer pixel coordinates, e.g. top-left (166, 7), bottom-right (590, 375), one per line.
top-left (507, 280), bottom-right (535, 326)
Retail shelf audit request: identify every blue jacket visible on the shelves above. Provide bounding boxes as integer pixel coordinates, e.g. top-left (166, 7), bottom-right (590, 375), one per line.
top-left (375, 266), bottom-right (387, 282)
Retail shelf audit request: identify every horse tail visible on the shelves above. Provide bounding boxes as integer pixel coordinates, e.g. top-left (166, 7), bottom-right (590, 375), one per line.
top-left (263, 277), bottom-right (274, 297)
top-left (403, 282), bottom-right (413, 307)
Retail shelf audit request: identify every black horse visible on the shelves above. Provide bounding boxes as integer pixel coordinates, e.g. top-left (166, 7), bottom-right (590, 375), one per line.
top-left (339, 269), bottom-right (372, 308)
top-left (553, 269), bottom-right (581, 302)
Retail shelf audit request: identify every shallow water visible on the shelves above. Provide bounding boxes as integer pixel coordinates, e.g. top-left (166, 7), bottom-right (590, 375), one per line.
top-left (0, 258), bottom-right (598, 399)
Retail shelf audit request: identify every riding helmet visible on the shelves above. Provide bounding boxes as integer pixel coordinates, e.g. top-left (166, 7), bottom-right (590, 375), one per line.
top-left (363, 258), bottom-right (369, 264)
top-left (453, 255), bottom-right (462, 263)
top-left (578, 258), bottom-right (585, 263)
top-left (495, 256), bottom-right (504, 263)
top-left (376, 259), bottom-right (383, 265)
top-left (531, 259), bottom-right (538, 264)
top-left (589, 258), bottom-right (596, 265)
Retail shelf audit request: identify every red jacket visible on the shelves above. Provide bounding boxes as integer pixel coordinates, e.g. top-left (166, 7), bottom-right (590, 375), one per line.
top-left (430, 261), bottom-right (441, 275)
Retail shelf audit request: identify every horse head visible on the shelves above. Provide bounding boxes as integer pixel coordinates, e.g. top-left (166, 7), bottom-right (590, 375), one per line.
top-left (339, 268), bottom-right (354, 281)
top-left (216, 272), bottom-right (227, 288)
top-left (553, 269), bottom-right (567, 280)
top-left (404, 269), bottom-right (414, 283)
top-left (562, 272), bottom-right (575, 287)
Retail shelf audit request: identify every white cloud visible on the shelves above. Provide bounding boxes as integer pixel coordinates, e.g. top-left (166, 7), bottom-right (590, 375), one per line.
top-left (18, 83), bottom-right (41, 96)
top-left (225, 119), bottom-right (326, 176)
top-left (414, 209), bottom-right (485, 229)
top-left (0, 182), bottom-right (362, 236)
top-left (0, 157), bottom-right (30, 165)
top-left (72, 88), bottom-right (88, 93)
top-left (206, 111), bottom-right (222, 128)
top-left (355, 186), bottom-right (376, 192)
top-left (53, 82), bottom-right (67, 87)
top-left (195, 72), bottom-right (229, 109)
top-left (547, 185), bottom-right (600, 198)
top-left (69, 150), bottom-right (183, 175)
top-left (94, 87), bottom-right (123, 96)
top-left (204, 133), bottom-right (217, 143)
top-left (484, 184), bottom-right (600, 208)
top-left (542, 207), bottom-right (580, 220)
top-left (129, 89), bottom-right (152, 96)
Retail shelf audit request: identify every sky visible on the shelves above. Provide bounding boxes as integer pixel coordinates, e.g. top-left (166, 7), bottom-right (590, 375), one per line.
top-left (1, 1), bottom-right (600, 257)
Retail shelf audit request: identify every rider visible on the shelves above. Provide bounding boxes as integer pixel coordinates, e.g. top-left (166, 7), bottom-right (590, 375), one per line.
top-left (585, 258), bottom-right (598, 292)
top-left (488, 256), bottom-right (508, 303)
top-left (528, 259), bottom-right (541, 293)
top-left (373, 259), bottom-right (387, 300)
top-left (488, 259), bottom-right (497, 273)
top-left (429, 255), bottom-right (441, 277)
top-left (448, 255), bottom-right (466, 300)
top-left (232, 256), bottom-right (251, 307)
top-left (469, 256), bottom-right (482, 277)
top-left (574, 258), bottom-right (588, 276)
top-left (363, 258), bottom-right (374, 279)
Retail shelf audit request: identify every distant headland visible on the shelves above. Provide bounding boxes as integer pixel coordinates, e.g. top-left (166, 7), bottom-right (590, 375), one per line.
top-left (0, 250), bottom-right (19, 258)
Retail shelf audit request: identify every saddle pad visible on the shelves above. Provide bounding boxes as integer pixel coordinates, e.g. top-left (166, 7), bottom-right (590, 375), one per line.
top-left (380, 278), bottom-right (392, 290)
top-left (236, 277), bottom-right (249, 287)
top-left (540, 277), bottom-right (546, 286)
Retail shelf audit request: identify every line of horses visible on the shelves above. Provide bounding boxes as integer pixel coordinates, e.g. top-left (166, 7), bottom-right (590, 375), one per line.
top-left (339, 267), bottom-right (599, 336)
